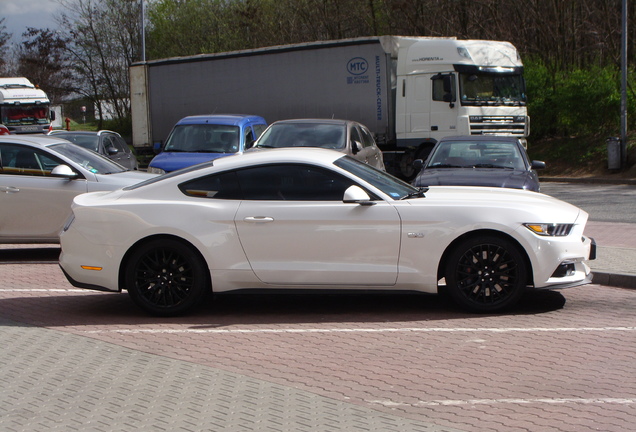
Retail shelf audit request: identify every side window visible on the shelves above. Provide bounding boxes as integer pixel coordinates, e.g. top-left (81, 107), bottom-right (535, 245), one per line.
top-left (179, 171), bottom-right (241, 199)
top-left (432, 73), bottom-right (456, 102)
top-left (237, 164), bottom-right (357, 201)
top-left (0, 144), bottom-right (61, 176)
top-left (111, 136), bottom-right (129, 153)
top-left (244, 127), bottom-right (255, 149)
top-left (350, 126), bottom-right (362, 146)
top-left (359, 126), bottom-right (376, 148)
top-left (253, 124), bottom-right (267, 139)
top-left (102, 136), bottom-right (117, 153)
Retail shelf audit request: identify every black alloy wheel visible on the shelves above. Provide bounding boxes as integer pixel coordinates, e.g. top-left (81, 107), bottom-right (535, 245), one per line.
top-left (125, 239), bottom-right (208, 316)
top-left (445, 236), bottom-right (527, 313)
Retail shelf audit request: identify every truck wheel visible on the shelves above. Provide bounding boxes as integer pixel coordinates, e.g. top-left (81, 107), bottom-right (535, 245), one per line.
top-left (124, 238), bottom-right (209, 316)
top-left (399, 151), bottom-right (417, 180)
top-left (445, 236), bottom-right (527, 313)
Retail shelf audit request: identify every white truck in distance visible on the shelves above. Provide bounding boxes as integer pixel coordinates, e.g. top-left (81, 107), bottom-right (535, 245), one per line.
top-left (0, 77), bottom-right (55, 134)
top-left (130, 36), bottom-right (529, 178)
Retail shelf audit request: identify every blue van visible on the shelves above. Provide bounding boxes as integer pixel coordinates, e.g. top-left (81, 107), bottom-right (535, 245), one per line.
top-left (147, 114), bottom-right (268, 174)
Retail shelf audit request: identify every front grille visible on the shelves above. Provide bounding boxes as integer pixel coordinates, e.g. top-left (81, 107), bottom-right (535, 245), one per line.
top-left (469, 116), bottom-right (526, 136)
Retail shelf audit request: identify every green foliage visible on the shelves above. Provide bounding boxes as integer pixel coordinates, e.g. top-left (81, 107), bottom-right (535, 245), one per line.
top-left (525, 58), bottom-right (633, 139)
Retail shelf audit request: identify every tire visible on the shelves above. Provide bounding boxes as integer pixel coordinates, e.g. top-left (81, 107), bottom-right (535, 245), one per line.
top-left (445, 236), bottom-right (527, 313)
top-left (124, 238), bottom-right (209, 316)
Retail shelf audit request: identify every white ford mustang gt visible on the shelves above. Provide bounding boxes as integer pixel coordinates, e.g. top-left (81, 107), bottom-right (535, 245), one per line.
top-left (59, 148), bottom-right (595, 316)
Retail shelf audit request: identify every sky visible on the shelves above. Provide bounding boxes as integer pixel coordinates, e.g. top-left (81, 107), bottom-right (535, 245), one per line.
top-left (1, 0), bottom-right (64, 44)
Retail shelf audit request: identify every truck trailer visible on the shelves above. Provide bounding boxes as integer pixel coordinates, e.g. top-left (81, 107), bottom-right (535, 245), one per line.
top-left (130, 36), bottom-right (529, 178)
top-left (0, 77), bottom-right (55, 134)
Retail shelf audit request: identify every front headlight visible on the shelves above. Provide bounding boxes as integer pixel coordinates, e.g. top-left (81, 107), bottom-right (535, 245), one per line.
top-left (147, 166), bottom-right (166, 174)
top-left (524, 223), bottom-right (574, 237)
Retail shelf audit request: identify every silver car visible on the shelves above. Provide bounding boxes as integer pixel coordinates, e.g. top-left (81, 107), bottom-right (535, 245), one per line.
top-left (48, 130), bottom-right (139, 171)
top-left (252, 119), bottom-right (386, 171)
top-left (0, 135), bottom-right (154, 243)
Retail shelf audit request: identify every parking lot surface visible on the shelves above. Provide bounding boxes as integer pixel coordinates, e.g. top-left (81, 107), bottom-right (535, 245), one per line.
top-left (1, 219), bottom-right (635, 432)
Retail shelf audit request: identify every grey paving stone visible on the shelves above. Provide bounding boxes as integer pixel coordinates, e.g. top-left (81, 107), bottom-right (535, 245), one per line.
top-left (0, 318), bottom-right (462, 432)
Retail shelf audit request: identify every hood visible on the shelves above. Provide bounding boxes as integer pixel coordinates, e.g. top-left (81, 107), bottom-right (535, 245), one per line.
top-left (149, 151), bottom-right (233, 172)
top-left (414, 168), bottom-right (538, 191)
top-left (413, 185), bottom-right (585, 225)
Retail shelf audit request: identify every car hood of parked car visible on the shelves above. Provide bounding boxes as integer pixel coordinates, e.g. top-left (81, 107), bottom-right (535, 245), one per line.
top-left (149, 151), bottom-right (233, 172)
top-left (414, 167), bottom-right (538, 191)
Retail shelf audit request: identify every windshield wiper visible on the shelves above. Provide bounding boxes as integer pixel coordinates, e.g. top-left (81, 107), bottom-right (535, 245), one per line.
top-left (472, 164), bottom-right (514, 169)
top-left (429, 163), bottom-right (464, 168)
top-left (400, 186), bottom-right (429, 200)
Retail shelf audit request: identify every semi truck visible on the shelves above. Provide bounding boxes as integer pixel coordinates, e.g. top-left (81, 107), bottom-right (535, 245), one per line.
top-left (130, 36), bottom-right (529, 178)
top-left (0, 77), bottom-right (55, 134)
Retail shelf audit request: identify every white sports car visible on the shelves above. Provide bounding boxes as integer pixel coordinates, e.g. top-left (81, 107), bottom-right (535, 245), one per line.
top-left (59, 148), bottom-right (595, 316)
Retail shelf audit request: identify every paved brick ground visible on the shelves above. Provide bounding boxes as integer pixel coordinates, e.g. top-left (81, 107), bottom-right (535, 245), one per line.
top-left (1, 257), bottom-right (635, 432)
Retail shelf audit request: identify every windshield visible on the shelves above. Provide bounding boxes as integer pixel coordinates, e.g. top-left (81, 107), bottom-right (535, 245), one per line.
top-left (459, 73), bottom-right (526, 106)
top-left (427, 140), bottom-right (525, 170)
top-left (256, 123), bottom-right (346, 150)
top-left (1, 105), bottom-right (50, 126)
top-left (50, 142), bottom-right (127, 174)
top-left (334, 156), bottom-right (419, 200)
top-left (51, 133), bottom-right (99, 152)
top-left (165, 124), bottom-right (240, 153)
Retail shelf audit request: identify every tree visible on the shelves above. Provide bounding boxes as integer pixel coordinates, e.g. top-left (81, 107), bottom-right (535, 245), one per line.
top-left (0, 18), bottom-right (11, 74)
top-left (58, 0), bottom-right (142, 128)
top-left (16, 28), bottom-right (73, 104)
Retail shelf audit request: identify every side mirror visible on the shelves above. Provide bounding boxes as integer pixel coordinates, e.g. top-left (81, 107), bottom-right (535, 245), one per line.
top-left (50, 111), bottom-right (56, 121)
top-left (343, 185), bottom-right (375, 206)
top-left (153, 141), bottom-right (162, 154)
top-left (351, 140), bottom-right (362, 155)
top-left (51, 164), bottom-right (79, 179)
top-left (106, 145), bottom-right (118, 155)
top-left (531, 160), bottom-right (546, 170)
top-left (412, 159), bottom-right (424, 171)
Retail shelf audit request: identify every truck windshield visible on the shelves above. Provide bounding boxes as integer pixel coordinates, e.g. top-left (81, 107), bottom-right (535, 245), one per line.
top-left (164, 124), bottom-right (240, 153)
top-left (1, 105), bottom-right (50, 126)
top-left (459, 73), bottom-right (526, 106)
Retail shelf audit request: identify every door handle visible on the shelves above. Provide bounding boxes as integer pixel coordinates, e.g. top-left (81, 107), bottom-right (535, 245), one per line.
top-left (1, 186), bottom-right (20, 194)
top-left (243, 216), bottom-right (274, 223)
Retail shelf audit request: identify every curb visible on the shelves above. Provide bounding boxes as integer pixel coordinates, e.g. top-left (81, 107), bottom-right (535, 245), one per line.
top-left (593, 272), bottom-right (636, 290)
top-left (540, 176), bottom-right (636, 185)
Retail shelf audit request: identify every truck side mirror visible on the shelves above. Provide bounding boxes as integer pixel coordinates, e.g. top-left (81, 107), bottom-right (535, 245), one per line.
top-left (50, 110), bottom-right (56, 121)
top-left (153, 141), bottom-right (163, 154)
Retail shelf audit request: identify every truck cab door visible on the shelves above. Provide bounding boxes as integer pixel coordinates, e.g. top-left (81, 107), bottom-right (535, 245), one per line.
top-left (403, 75), bottom-right (431, 135)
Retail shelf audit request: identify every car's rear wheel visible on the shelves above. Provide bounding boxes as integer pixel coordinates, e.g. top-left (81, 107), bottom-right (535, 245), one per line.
top-left (445, 236), bottom-right (527, 313)
top-left (124, 238), bottom-right (208, 316)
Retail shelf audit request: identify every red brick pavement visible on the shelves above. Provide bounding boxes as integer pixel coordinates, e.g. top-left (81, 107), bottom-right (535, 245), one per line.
top-left (1, 260), bottom-right (635, 432)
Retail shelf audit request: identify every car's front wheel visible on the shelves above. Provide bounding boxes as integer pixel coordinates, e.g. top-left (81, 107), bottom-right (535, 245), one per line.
top-left (124, 238), bottom-right (209, 316)
top-left (445, 235), bottom-right (528, 313)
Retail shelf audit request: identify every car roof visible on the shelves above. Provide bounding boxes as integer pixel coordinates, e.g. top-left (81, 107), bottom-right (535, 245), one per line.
top-left (0, 135), bottom-right (70, 148)
top-left (49, 130), bottom-right (120, 137)
top-left (271, 118), bottom-right (351, 126)
top-left (176, 114), bottom-right (266, 126)
top-left (438, 136), bottom-right (522, 144)
top-left (203, 147), bottom-right (346, 172)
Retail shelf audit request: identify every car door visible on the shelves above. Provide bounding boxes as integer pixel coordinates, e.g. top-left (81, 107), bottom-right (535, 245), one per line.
top-left (0, 143), bottom-right (88, 241)
top-left (233, 164), bottom-right (401, 286)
